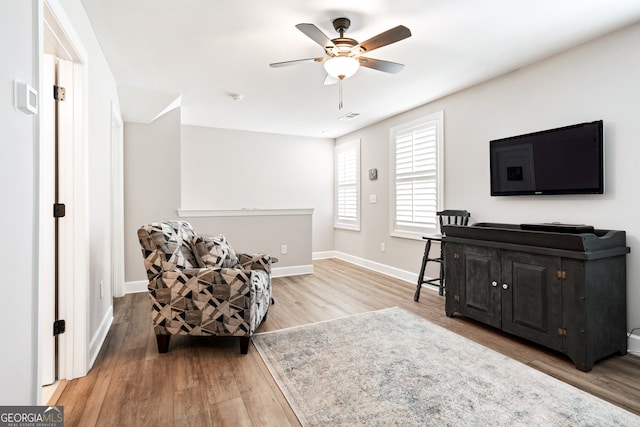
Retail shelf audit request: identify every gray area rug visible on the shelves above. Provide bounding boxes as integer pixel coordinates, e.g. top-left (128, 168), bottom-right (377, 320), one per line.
top-left (253, 307), bottom-right (639, 426)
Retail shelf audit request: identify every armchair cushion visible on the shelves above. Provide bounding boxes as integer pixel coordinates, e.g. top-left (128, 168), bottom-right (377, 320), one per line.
top-left (138, 221), bottom-right (200, 281)
top-left (191, 234), bottom-right (239, 269)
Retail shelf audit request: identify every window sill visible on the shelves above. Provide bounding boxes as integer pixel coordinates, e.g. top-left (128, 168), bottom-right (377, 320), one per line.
top-left (335, 224), bottom-right (361, 232)
top-left (391, 230), bottom-right (435, 241)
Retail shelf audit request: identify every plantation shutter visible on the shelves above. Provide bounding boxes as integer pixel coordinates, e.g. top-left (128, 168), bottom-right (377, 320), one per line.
top-left (392, 113), bottom-right (442, 238)
top-left (335, 140), bottom-right (360, 230)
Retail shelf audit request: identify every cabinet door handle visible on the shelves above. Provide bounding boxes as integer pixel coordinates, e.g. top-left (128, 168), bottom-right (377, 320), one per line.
top-left (492, 281), bottom-right (498, 287)
top-left (502, 283), bottom-right (509, 290)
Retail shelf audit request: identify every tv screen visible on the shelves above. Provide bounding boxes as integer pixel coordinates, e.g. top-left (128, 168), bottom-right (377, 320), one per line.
top-left (490, 120), bottom-right (604, 196)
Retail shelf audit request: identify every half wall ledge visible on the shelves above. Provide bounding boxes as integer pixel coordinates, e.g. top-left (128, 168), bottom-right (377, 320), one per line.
top-left (177, 208), bottom-right (314, 217)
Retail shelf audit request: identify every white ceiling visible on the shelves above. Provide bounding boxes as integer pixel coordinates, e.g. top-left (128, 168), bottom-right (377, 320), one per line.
top-left (80, 0), bottom-right (640, 138)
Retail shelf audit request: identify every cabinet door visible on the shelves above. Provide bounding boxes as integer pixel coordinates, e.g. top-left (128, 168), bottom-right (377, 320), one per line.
top-left (501, 250), bottom-right (563, 350)
top-left (450, 244), bottom-right (501, 328)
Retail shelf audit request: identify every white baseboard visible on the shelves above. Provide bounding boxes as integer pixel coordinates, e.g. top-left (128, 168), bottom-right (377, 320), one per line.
top-left (330, 251), bottom-right (447, 295)
top-left (628, 331), bottom-right (640, 355)
top-left (125, 280), bottom-right (148, 294)
top-left (333, 251), bottom-right (419, 285)
top-left (315, 250), bottom-right (429, 288)
top-left (313, 251), bottom-right (336, 260)
top-left (89, 306), bottom-right (113, 369)
top-left (272, 264), bottom-right (314, 277)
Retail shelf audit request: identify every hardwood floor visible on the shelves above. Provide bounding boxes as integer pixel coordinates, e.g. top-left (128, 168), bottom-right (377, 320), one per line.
top-left (54, 258), bottom-right (640, 426)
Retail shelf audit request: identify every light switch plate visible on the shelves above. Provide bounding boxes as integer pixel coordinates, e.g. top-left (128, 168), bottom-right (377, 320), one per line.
top-left (15, 80), bottom-right (38, 115)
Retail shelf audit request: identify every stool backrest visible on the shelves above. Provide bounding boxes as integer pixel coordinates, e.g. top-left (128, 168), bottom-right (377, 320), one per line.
top-left (437, 210), bottom-right (470, 234)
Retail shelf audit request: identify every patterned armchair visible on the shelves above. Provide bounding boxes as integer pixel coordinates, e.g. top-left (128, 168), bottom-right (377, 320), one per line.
top-left (137, 220), bottom-right (272, 354)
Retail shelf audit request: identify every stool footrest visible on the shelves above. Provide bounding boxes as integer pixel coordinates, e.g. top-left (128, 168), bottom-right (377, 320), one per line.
top-left (414, 240), bottom-right (445, 301)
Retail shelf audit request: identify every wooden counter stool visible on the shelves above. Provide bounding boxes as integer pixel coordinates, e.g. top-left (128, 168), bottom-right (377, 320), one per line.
top-left (414, 210), bottom-right (470, 300)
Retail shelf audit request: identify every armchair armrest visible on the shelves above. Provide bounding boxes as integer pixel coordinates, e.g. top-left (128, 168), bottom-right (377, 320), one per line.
top-left (237, 253), bottom-right (273, 273)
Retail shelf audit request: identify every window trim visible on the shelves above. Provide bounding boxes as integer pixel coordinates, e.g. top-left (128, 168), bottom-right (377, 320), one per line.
top-left (389, 111), bottom-right (444, 240)
top-left (334, 138), bottom-right (361, 231)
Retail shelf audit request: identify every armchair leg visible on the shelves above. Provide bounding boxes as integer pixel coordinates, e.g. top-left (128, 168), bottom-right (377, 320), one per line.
top-left (156, 334), bottom-right (170, 353)
top-left (239, 336), bottom-right (250, 354)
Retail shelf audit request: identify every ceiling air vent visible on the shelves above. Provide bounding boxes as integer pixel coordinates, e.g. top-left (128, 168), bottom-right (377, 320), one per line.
top-left (338, 112), bottom-right (360, 121)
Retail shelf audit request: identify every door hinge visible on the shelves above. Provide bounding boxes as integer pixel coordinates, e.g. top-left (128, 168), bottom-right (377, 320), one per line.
top-left (53, 319), bottom-right (66, 336)
top-left (54, 85), bottom-right (66, 101)
top-left (453, 294), bottom-right (460, 302)
top-left (453, 252), bottom-right (460, 260)
top-left (557, 327), bottom-right (567, 337)
top-left (53, 203), bottom-right (66, 218)
top-left (557, 269), bottom-right (567, 280)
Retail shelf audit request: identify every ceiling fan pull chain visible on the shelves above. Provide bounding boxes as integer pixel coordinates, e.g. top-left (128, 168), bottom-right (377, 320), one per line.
top-left (338, 79), bottom-right (343, 110)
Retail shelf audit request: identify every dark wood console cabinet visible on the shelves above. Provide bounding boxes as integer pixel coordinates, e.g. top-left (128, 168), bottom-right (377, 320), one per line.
top-left (443, 223), bottom-right (630, 371)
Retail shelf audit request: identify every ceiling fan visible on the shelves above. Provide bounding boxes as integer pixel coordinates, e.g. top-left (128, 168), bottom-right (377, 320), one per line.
top-left (270, 17), bottom-right (412, 85)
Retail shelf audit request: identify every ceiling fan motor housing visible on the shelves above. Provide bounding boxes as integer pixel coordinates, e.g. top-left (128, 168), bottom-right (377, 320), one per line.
top-left (333, 17), bottom-right (351, 34)
top-left (327, 18), bottom-right (363, 57)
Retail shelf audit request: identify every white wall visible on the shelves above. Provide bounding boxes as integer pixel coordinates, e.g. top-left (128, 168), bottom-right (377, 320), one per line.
top-left (123, 121), bottom-right (332, 283)
top-left (336, 22), bottom-right (640, 334)
top-left (0, 0), bottom-right (38, 405)
top-left (0, 0), bottom-right (120, 403)
top-left (124, 108), bottom-right (182, 282)
top-left (180, 125), bottom-right (334, 254)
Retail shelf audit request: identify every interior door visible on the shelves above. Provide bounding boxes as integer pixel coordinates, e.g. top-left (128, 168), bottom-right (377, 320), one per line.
top-left (41, 54), bottom-right (74, 385)
top-left (40, 54), bottom-right (57, 386)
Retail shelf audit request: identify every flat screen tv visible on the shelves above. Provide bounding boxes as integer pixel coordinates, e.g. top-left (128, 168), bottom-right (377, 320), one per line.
top-left (490, 120), bottom-right (604, 196)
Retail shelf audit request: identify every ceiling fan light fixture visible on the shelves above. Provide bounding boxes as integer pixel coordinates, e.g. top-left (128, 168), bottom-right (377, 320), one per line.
top-left (324, 56), bottom-right (359, 80)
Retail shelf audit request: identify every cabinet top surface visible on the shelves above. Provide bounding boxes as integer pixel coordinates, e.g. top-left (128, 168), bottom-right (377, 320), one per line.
top-left (443, 222), bottom-right (628, 254)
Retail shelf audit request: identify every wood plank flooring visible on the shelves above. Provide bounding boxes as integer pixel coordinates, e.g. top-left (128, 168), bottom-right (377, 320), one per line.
top-left (54, 258), bottom-right (640, 426)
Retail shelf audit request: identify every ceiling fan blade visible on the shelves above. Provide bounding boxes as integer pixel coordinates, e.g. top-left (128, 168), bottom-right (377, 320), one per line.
top-left (359, 57), bottom-right (405, 74)
top-left (324, 74), bottom-right (338, 86)
top-left (359, 25), bottom-right (411, 53)
top-left (296, 23), bottom-right (337, 49)
top-left (270, 57), bottom-right (325, 68)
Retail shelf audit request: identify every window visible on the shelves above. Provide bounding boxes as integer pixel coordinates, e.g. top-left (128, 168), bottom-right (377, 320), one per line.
top-left (390, 112), bottom-right (443, 239)
top-left (335, 139), bottom-right (360, 231)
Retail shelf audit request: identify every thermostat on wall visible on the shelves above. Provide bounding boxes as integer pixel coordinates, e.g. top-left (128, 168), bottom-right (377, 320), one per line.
top-left (14, 80), bottom-right (38, 115)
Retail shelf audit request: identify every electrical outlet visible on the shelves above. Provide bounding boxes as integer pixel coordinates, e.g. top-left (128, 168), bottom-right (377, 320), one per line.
top-left (281, 244), bottom-right (288, 255)
top-left (99, 281), bottom-right (104, 299)
top-left (381, 242), bottom-right (386, 252)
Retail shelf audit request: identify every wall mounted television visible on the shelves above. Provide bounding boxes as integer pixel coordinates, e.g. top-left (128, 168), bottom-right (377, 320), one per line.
top-left (490, 120), bottom-right (604, 196)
